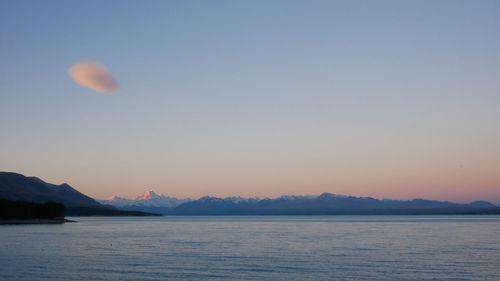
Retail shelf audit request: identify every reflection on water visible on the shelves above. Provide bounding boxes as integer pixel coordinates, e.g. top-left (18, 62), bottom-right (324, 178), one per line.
top-left (1, 216), bottom-right (499, 280)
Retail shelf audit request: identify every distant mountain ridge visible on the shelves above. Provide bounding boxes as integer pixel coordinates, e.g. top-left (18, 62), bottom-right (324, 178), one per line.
top-left (2, 171), bottom-right (498, 216)
top-left (101, 190), bottom-right (192, 208)
top-left (102, 190), bottom-right (499, 215)
top-left (166, 193), bottom-right (498, 215)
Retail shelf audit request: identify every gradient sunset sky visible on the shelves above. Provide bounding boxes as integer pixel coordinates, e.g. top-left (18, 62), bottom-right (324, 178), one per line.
top-left (1, 0), bottom-right (499, 202)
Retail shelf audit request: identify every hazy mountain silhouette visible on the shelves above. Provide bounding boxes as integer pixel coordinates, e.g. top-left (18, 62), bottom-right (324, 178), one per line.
top-left (0, 172), bottom-right (101, 207)
top-left (162, 193), bottom-right (498, 215)
top-left (103, 190), bottom-right (499, 215)
top-left (0, 172), bottom-right (159, 216)
top-left (3, 171), bottom-right (498, 216)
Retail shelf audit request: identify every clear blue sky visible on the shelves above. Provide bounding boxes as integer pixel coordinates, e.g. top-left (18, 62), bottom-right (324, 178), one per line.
top-left (1, 0), bottom-right (499, 202)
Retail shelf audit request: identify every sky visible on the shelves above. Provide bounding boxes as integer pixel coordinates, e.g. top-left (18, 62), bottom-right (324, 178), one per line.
top-left (1, 0), bottom-right (499, 202)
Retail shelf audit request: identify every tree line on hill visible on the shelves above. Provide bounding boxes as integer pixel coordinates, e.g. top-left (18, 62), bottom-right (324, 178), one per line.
top-left (0, 198), bottom-right (64, 220)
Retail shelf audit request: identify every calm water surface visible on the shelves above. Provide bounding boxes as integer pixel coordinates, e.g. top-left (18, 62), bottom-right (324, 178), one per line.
top-left (1, 216), bottom-right (499, 280)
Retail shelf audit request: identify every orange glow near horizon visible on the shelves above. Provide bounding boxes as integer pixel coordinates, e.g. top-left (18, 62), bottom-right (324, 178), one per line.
top-left (8, 146), bottom-right (499, 203)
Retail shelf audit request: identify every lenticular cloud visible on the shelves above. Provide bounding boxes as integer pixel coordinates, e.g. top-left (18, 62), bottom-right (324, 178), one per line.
top-left (68, 61), bottom-right (119, 93)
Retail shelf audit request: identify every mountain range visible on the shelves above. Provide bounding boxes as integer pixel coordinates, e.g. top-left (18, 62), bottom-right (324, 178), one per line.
top-left (2, 171), bottom-right (499, 216)
top-left (102, 189), bottom-right (500, 215)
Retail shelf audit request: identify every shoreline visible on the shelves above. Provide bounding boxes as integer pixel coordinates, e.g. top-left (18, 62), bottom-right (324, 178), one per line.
top-left (0, 218), bottom-right (76, 225)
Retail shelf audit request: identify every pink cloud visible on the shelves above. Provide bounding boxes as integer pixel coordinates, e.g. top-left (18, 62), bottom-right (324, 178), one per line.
top-left (68, 61), bottom-right (118, 94)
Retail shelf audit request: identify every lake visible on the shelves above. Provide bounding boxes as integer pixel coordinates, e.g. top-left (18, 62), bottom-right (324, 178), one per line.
top-left (1, 216), bottom-right (499, 280)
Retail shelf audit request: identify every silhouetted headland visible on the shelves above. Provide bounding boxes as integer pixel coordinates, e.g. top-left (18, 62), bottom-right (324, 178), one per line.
top-left (0, 172), bottom-right (160, 218)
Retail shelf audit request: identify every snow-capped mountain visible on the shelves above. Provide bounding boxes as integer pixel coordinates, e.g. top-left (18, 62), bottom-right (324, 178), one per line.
top-left (100, 190), bottom-right (192, 208)
top-left (135, 190), bottom-right (161, 200)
